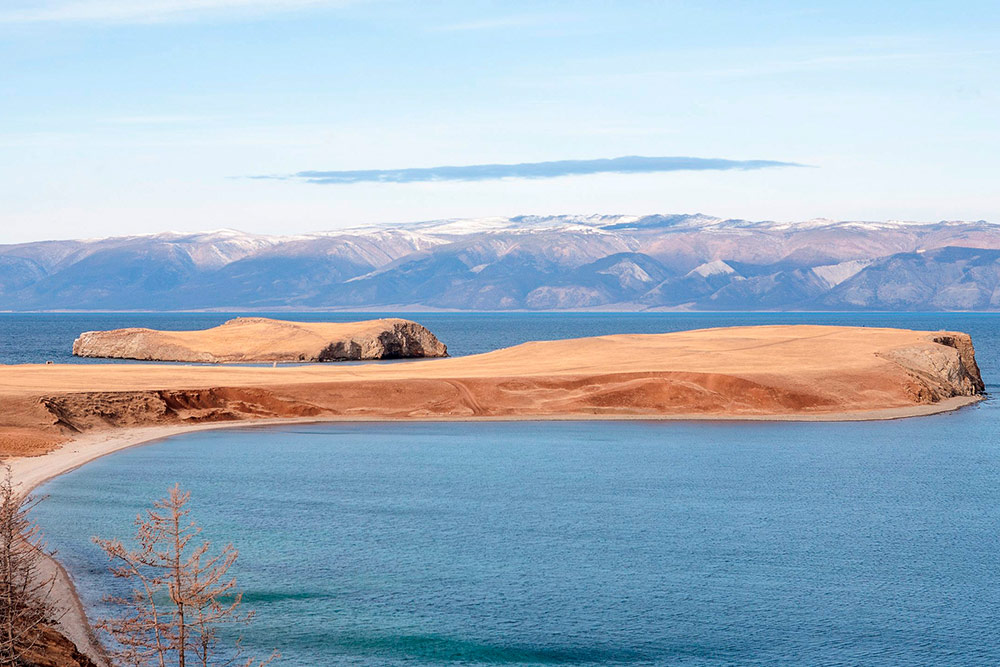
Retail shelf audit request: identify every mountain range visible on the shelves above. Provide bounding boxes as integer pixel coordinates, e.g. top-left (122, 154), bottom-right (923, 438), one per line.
top-left (3, 214), bottom-right (1000, 311)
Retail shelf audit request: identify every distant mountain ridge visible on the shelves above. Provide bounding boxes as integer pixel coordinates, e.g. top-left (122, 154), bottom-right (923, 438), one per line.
top-left (2, 214), bottom-right (1000, 311)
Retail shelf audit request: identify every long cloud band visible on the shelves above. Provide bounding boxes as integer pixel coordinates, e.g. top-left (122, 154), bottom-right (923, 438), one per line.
top-left (256, 155), bottom-right (804, 185)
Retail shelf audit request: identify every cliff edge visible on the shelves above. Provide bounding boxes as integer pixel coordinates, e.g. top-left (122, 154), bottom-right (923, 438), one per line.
top-left (72, 317), bottom-right (448, 363)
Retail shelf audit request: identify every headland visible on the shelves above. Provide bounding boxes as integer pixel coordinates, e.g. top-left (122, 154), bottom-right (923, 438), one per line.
top-left (2, 325), bottom-right (985, 459)
top-left (1, 324), bottom-right (987, 665)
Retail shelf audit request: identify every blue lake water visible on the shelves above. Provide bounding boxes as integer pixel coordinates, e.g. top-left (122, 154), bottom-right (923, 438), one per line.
top-left (17, 312), bottom-right (1000, 665)
top-left (3, 310), bottom-right (1000, 370)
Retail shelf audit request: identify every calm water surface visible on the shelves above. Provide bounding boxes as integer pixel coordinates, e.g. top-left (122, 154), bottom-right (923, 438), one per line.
top-left (3, 310), bottom-right (1000, 366)
top-left (20, 313), bottom-right (1000, 665)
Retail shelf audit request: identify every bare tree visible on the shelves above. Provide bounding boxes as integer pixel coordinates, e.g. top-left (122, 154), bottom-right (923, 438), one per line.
top-left (94, 485), bottom-right (273, 667)
top-left (0, 467), bottom-right (59, 666)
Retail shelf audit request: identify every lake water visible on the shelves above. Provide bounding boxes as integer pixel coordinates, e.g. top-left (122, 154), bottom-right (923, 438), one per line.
top-left (4, 311), bottom-right (1000, 371)
top-left (18, 313), bottom-right (1000, 665)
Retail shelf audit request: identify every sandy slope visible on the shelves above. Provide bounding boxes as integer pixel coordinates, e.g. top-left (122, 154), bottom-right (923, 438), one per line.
top-left (0, 325), bottom-right (985, 458)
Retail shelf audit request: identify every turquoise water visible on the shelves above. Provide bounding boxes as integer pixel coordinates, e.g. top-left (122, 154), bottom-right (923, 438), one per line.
top-left (22, 313), bottom-right (1000, 665)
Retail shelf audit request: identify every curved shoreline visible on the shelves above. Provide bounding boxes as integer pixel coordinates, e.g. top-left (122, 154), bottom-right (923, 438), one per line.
top-left (14, 392), bottom-right (989, 492)
top-left (13, 418), bottom-right (338, 666)
top-left (9, 393), bottom-right (988, 664)
top-left (3, 324), bottom-right (988, 664)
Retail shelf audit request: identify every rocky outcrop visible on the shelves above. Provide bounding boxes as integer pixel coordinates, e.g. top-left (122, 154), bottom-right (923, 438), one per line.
top-left (72, 317), bottom-right (447, 363)
top-left (316, 320), bottom-right (448, 361)
top-left (876, 331), bottom-right (985, 402)
top-left (931, 333), bottom-right (985, 392)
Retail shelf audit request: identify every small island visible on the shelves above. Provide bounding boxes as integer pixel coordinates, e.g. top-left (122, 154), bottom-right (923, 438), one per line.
top-left (72, 317), bottom-right (448, 363)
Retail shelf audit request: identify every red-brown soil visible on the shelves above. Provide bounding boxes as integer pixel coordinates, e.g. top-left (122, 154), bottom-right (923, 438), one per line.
top-left (1, 325), bottom-right (984, 458)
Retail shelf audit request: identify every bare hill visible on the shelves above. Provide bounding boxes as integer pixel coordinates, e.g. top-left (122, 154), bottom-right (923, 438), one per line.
top-left (72, 317), bottom-right (447, 363)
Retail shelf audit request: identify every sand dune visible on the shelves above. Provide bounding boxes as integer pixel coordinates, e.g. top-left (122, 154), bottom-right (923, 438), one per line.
top-left (0, 325), bottom-right (985, 457)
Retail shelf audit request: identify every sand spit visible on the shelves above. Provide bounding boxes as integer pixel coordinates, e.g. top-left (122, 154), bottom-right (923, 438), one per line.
top-left (1, 325), bottom-right (986, 458)
top-left (0, 324), bottom-right (988, 664)
top-left (72, 317), bottom-right (448, 363)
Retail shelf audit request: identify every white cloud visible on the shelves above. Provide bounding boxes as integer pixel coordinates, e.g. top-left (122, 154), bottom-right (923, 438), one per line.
top-left (0, 0), bottom-right (357, 24)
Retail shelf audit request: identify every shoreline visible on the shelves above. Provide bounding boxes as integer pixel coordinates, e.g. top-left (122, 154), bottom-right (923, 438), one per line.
top-left (7, 392), bottom-right (987, 664)
top-left (12, 392), bottom-right (989, 492)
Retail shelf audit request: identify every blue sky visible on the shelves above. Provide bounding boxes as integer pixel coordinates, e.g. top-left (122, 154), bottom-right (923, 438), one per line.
top-left (1, 0), bottom-right (998, 242)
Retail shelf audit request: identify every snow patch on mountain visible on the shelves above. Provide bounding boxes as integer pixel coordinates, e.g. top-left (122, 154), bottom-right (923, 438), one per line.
top-left (686, 260), bottom-right (737, 278)
top-left (812, 259), bottom-right (872, 287)
top-left (598, 260), bottom-right (654, 287)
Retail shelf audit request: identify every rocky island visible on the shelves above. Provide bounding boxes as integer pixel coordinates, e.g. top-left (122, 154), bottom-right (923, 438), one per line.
top-left (72, 317), bottom-right (448, 363)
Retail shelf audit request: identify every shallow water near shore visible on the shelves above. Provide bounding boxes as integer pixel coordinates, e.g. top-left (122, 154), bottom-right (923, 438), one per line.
top-left (22, 312), bottom-right (1000, 665)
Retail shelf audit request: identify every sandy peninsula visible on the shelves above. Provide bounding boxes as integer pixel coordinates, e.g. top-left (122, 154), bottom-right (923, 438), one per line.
top-left (1, 324), bottom-right (986, 458)
top-left (0, 324), bottom-right (987, 665)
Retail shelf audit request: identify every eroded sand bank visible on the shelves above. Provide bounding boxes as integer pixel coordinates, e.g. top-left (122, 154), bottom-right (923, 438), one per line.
top-left (1, 325), bottom-right (986, 457)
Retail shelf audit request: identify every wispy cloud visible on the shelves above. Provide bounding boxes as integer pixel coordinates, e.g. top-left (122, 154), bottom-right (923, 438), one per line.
top-left (101, 114), bottom-right (212, 125)
top-left (557, 49), bottom-right (1000, 87)
top-left (0, 0), bottom-right (355, 24)
top-left (431, 15), bottom-right (557, 32)
top-left (259, 155), bottom-right (805, 185)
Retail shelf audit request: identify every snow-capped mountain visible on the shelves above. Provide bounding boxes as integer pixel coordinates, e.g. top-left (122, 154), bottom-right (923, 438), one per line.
top-left (2, 214), bottom-right (999, 310)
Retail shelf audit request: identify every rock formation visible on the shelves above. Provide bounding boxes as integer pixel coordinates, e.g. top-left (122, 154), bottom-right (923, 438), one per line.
top-left (876, 332), bottom-right (985, 401)
top-left (72, 317), bottom-right (448, 363)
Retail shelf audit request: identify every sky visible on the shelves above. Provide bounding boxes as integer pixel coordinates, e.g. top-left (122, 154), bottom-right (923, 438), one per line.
top-left (1, 0), bottom-right (998, 243)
